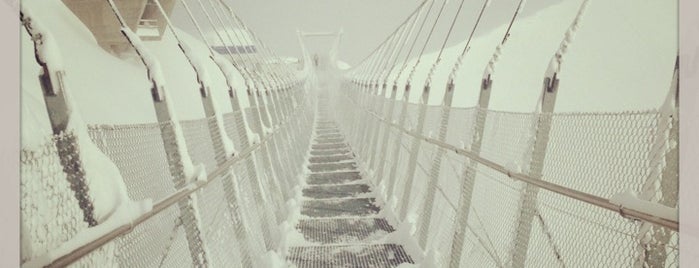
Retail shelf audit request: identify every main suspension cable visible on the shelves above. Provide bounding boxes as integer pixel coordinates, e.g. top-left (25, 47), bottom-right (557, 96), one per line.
top-left (448, 0), bottom-right (492, 83)
top-left (424, 0), bottom-right (469, 87)
top-left (481, 0), bottom-right (527, 82)
top-left (348, 0), bottom-right (429, 73)
top-left (405, 0), bottom-right (449, 85)
top-left (391, 0), bottom-right (437, 86)
top-left (379, 4), bottom-right (426, 86)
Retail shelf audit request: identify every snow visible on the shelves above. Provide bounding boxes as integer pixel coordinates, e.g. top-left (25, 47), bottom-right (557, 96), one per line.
top-left (384, 212), bottom-right (424, 264)
top-left (20, 27), bottom-right (52, 149)
top-left (121, 28), bottom-right (168, 100)
top-left (187, 194), bottom-right (212, 265)
top-left (384, 0), bottom-right (676, 113)
top-left (21, 199), bottom-right (153, 268)
top-left (210, 53), bottom-right (251, 107)
top-left (278, 187), bottom-right (310, 248)
top-left (21, 0), bottom-right (151, 225)
top-left (136, 27), bottom-right (160, 37)
top-left (21, 0), bottom-right (156, 125)
top-left (160, 27), bottom-right (238, 156)
top-left (258, 251), bottom-right (293, 268)
top-left (20, 10), bottom-right (64, 74)
top-left (544, 0), bottom-right (590, 78)
top-left (610, 190), bottom-right (678, 222)
top-left (122, 27), bottom-right (207, 180)
top-left (20, 0), bottom-right (679, 266)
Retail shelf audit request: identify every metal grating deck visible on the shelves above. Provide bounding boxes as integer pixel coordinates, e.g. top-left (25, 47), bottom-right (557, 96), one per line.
top-left (312, 143), bottom-right (349, 150)
top-left (307, 171), bottom-right (363, 185)
top-left (302, 198), bottom-right (381, 218)
top-left (310, 148), bottom-right (351, 156)
top-left (314, 137), bottom-right (345, 144)
top-left (315, 133), bottom-right (344, 140)
top-left (289, 113), bottom-right (414, 267)
top-left (315, 129), bottom-right (341, 135)
top-left (303, 184), bottom-right (372, 199)
top-left (308, 162), bottom-right (358, 173)
top-left (309, 154), bottom-right (354, 164)
top-left (289, 244), bottom-right (414, 268)
top-left (296, 218), bottom-right (395, 244)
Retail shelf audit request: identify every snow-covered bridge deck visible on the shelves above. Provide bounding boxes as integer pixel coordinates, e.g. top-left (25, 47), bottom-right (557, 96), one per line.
top-left (288, 101), bottom-right (414, 267)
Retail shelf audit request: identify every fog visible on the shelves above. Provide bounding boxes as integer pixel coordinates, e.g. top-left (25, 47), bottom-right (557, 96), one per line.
top-left (173, 0), bottom-right (563, 66)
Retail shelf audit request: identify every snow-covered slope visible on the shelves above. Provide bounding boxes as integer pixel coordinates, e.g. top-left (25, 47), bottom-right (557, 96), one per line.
top-left (384, 0), bottom-right (676, 112)
top-left (20, 0), bottom-right (259, 146)
top-left (21, 0), bottom-right (258, 267)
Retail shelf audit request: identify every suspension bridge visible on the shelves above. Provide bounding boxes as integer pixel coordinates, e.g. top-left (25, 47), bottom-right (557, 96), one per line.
top-left (20, 0), bottom-right (679, 267)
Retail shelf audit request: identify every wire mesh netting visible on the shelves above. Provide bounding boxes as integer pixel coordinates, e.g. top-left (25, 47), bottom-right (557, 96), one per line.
top-left (20, 72), bottom-right (677, 268)
top-left (87, 122), bottom-right (179, 199)
top-left (20, 132), bottom-right (92, 264)
top-left (333, 83), bottom-right (679, 268)
top-left (180, 117), bottom-right (222, 173)
top-left (20, 86), bottom-right (315, 267)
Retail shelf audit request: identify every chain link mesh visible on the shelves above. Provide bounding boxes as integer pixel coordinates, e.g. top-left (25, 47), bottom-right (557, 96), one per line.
top-left (87, 123), bottom-right (178, 200)
top-left (22, 88), bottom-right (314, 267)
top-left (20, 133), bottom-right (91, 264)
top-left (334, 83), bottom-right (679, 268)
top-left (180, 117), bottom-right (221, 173)
top-left (22, 78), bottom-right (676, 268)
top-left (543, 111), bottom-right (663, 198)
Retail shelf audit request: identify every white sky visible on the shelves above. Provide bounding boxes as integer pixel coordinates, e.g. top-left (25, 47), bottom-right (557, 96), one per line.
top-left (172, 0), bottom-right (563, 65)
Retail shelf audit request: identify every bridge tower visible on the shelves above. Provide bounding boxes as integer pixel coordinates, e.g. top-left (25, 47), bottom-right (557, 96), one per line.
top-left (296, 29), bottom-right (343, 72)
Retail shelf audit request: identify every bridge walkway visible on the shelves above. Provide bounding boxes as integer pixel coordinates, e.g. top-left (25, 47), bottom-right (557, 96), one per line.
top-left (287, 98), bottom-right (415, 268)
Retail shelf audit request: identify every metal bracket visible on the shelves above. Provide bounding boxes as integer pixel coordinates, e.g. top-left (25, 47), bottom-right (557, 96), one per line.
top-left (481, 74), bottom-right (492, 90)
top-left (151, 85), bottom-right (165, 102)
top-left (447, 81), bottom-right (455, 93)
top-left (545, 73), bottom-right (559, 93)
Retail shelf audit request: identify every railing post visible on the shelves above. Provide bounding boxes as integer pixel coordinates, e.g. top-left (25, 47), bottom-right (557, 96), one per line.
top-left (210, 56), bottom-right (279, 251)
top-left (367, 83), bottom-right (389, 174)
top-left (149, 61), bottom-right (212, 268)
top-left (264, 87), bottom-right (295, 199)
top-left (241, 87), bottom-right (280, 249)
top-left (268, 88), bottom-right (295, 198)
top-left (357, 83), bottom-right (376, 157)
top-left (249, 87), bottom-right (286, 220)
top-left (359, 83), bottom-right (374, 156)
top-left (151, 1), bottom-right (259, 261)
top-left (448, 76), bottom-right (493, 267)
top-left (274, 86), bottom-right (301, 187)
top-left (265, 90), bottom-right (281, 126)
top-left (347, 82), bottom-right (361, 143)
top-left (511, 74), bottom-right (559, 267)
top-left (197, 81), bottom-right (254, 267)
top-left (397, 84), bottom-right (431, 220)
top-left (375, 84), bottom-right (399, 189)
top-left (362, 83), bottom-right (382, 160)
top-left (385, 84), bottom-right (412, 208)
top-left (105, 1), bottom-right (212, 265)
top-left (510, 1), bottom-right (589, 263)
top-left (262, 88), bottom-right (294, 198)
top-left (634, 57), bottom-right (679, 268)
top-left (417, 81), bottom-right (454, 248)
top-left (22, 14), bottom-right (98, 227)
